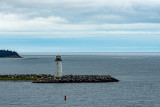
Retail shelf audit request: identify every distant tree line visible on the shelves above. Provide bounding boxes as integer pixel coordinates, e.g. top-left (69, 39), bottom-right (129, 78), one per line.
top-left (0, 49), bottom-right (20, 57)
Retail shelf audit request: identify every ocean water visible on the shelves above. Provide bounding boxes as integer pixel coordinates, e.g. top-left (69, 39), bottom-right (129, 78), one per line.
top-left (0, 53), bottom-right (160, 107)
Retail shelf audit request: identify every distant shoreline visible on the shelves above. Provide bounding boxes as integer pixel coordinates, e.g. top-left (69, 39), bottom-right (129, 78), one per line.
top-left (0, 55), bottom-right (22, 58)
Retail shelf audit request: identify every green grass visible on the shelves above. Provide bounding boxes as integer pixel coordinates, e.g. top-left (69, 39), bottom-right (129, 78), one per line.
top-left (0, 78), bottom-right (40, 81)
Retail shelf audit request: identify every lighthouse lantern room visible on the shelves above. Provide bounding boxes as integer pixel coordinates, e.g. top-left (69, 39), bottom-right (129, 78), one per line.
top-left (54, 55), bottom-right (62, 77)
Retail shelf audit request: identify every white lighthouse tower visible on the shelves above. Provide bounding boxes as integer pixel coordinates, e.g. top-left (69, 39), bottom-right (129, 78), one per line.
top-left (54, 55), bottom-right (62, 77)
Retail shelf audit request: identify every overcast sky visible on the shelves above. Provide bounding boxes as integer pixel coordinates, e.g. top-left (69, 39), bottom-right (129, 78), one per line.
top-left (0, 0), bottom-right (160, 52)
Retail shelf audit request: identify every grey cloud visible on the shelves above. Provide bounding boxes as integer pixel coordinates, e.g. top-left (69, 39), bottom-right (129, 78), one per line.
top-left (1, 0), bottom-right (160, 39)
top-left (1, 0), bottom-right (160, 24)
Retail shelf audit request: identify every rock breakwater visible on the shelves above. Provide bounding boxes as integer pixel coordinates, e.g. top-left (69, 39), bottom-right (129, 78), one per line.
top-left (0, 74), bottom-right (119, 83)
top-left (0, 74), bottom-right (52, 78)
top-left (33, 75), bottom-right (119, 83)
top-left (0, 74), bottom-right (52, 81)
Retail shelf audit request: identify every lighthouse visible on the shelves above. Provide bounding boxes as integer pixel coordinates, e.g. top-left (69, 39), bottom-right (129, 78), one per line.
top-left (54, 55), bottom-right (62, 77)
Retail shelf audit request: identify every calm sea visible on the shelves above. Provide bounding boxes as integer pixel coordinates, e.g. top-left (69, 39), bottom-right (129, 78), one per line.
top-left (0, 53), bottom-right (160, 107)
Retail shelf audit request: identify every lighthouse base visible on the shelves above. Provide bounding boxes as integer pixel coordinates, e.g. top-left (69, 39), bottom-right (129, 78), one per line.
top-left (33, 75), bottom-right (119, 83)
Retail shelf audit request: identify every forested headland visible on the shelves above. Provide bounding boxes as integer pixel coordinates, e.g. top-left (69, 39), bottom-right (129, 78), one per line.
top-left (0, 50), bottom-right (21, 58)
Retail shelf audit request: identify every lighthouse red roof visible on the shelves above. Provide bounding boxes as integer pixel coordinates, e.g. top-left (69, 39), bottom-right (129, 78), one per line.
top-left (55, 55), bottom-right (62, 61)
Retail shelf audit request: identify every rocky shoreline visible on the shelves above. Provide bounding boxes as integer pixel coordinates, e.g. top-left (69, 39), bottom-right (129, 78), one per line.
top-left (0, 74), bottom-right (119, 83)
